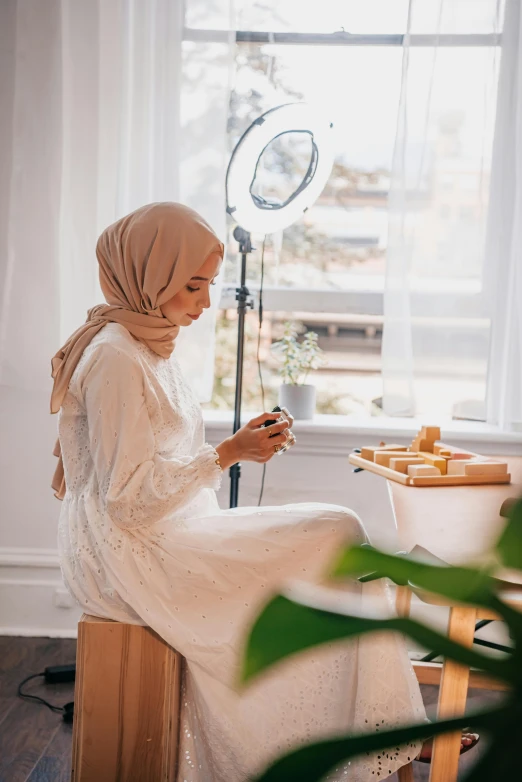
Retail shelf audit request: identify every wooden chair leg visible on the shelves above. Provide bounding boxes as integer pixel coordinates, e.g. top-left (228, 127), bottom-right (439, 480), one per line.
top-left (395, 585), bottom-right (416, 780)
top-left (398, 762), bottom-right (416, 782)
top-left (396, 584), bottom-right (413, 617)
top-left (72, 614), bottom-right (181, 782)
top-left (429, 606), bottom-right (477, 782)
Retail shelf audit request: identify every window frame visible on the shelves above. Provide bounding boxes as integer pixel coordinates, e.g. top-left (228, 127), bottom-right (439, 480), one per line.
top-left (184, 29), bottom-right (500, 47)
top-left (183, 26), bottom-right (501, 316)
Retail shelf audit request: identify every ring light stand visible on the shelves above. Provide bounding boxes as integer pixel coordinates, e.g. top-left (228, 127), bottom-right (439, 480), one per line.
top-left (225, 103), bottom-right (335, 508)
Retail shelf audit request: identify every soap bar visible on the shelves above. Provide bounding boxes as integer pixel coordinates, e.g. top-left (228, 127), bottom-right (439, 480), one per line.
top-left (412, 438), bottom-right (434, 453)
top-left (447, 459), bottom-right (475, 475)
top-left (434, 445), bottom-right (452, 457)
top-left (418, 452), bottom-right (447, 474)
top-left (410, 426), bottom-right (441, 453)
top-left (374, 450), bottom-right (413, 467)
top-left (389, 457), bottom-right (425, 474)
top-left (407, 464), bottom-right (441, 477)
top-left (422, 426), bottom-right (441, 442)
top-left (360, 444), bottom-right (407, 461)
top-left (464, 461), bottom-right (508, 476)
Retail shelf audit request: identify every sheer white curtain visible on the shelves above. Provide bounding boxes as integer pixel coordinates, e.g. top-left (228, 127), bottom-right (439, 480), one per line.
top-left (485, 0), bottom-right (522, 431)
top-left (0, 0), bottom-right (233, 401)
top-left (175, 2), bottom-right (235, 399)
top-left (0, 0), bottom-right (233, 549)
top-left (382, 0), bottom-right (503, 420)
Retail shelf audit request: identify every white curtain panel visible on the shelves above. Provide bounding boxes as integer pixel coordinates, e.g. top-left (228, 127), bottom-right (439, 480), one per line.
top-left (0, 0), bottom-right (233, 549)
top-left (485, 0), bottom-right (522, 431)
top-left (382, 0), bottom-right (503, 419)
top-left (0, 0), bottom-right (233, 400)
top-left (175, 1), bottom-right (235, 400)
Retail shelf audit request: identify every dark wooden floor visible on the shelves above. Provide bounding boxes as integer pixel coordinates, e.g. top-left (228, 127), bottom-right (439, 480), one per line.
top-left (0, 636), bottom-right (76, 782)
top-left (0, 636), bottom-right (503, 782)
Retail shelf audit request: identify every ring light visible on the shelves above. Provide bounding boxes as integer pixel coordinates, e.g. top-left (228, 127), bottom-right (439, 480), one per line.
top-left (226, 102), bottom-right (335, 509)
top-left (226, 103), bottom-right (335, 234)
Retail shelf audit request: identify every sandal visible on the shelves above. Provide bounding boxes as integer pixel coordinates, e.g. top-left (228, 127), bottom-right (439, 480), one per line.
top-left (415, 730), bottom-right (480, 764)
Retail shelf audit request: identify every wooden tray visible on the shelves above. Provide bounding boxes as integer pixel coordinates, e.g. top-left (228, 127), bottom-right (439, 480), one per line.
top-left (348, 454), bottom-right (511, 487)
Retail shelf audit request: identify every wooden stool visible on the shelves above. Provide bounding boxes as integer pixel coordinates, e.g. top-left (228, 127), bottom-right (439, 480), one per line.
top-left (72, 614), bottom-right (182, 782)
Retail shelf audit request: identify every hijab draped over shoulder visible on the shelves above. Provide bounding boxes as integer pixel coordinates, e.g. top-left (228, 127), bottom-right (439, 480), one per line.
top-left (50, 202), bottom-right (224, 499)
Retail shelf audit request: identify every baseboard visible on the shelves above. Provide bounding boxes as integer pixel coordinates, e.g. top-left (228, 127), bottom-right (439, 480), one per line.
top-left (0, 547), bottom-right (81, 637)
top-left (0, 625), bottom-right (79, 638)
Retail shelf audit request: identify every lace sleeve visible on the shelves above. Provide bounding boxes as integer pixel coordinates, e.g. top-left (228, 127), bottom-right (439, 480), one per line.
top-left (82, 344), bottom-right (223, 528)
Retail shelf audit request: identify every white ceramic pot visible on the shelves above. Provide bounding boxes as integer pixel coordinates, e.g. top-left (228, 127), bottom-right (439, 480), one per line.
top-left (278, 384), bottom-right (316, 420)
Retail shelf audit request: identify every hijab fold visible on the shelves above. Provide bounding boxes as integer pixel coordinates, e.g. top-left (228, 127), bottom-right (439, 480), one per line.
top-left (50, 202), bottom-right (223, 500)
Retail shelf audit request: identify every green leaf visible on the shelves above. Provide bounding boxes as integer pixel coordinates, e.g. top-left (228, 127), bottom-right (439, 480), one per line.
top-left (251, 708), bottom-right (505, 782)
top-left (331, 545), bottom-right (522, 631)
top-left (331, 546), bottom-right (498, 608)
top-left (240, 595), bottom-right (513, 686)
top-left (496, 497), bottom-right (522, 571)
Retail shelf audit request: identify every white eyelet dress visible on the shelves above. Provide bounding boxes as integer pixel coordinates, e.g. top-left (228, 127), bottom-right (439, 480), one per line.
top-left (57, 323), bottom-right (426, 781)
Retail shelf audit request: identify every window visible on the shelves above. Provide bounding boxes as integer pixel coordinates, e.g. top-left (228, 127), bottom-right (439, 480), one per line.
top-left (184, 1), bottom-right (503, 418)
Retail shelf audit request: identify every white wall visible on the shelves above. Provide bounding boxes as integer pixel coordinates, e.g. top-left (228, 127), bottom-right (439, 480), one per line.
top-left (0, 0), bottom-right (71, 635)
top-left (1, 410), bottom-right (520, 637)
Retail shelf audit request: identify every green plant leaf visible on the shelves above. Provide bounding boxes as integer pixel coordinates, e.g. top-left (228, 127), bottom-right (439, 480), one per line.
top-left (331, 545), bottom-right (522, 631)
top-left (251, 707), bottom-right (506, 782)
top-left (271, 321), bottom-right (324, 384)
top-left (331, 546), bottom-right (498, 608)
top-left (240, 595), bottom-right (513, 685)
top-left (496, 497), bottom-right (522, 571)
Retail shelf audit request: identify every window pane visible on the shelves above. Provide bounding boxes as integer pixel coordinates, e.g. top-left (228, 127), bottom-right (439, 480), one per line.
top-left (208, 21), bottom-right (502, 417)
top-left (185, 0), bottom-right (234, 31)
top-left (186, 0), bottom-right (503, 35)
top-left (225, 43), bottom-right (402, 289)
top-left (205, 310), bottom-right (383, 415)
top-left (409, 0), bottom-right (504, 34)
top-left (234, 0), bottom-right (409, 34)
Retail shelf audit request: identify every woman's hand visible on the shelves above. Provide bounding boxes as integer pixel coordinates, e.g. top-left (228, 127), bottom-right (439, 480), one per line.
top-left (215, 412), bottom-right (290, 469)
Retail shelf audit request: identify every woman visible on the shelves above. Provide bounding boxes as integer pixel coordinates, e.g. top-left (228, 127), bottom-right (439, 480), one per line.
top-left (51, 203), bottom-right (475, 781)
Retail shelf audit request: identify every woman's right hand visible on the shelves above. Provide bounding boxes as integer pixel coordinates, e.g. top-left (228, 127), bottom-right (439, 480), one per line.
top-left (215, 412), bottom-right (290, 469)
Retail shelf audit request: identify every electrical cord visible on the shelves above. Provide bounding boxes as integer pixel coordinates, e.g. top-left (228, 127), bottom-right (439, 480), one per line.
top-left (18, 673), bottom-right (63, 713)
top-left (17, 671), bottom-right (75, 722)
top-left (257, 236), bottom-right (267, 506)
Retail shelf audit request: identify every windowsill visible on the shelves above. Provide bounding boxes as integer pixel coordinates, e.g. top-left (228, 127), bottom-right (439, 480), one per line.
top-left (203, 409), bottom-right (522, 451)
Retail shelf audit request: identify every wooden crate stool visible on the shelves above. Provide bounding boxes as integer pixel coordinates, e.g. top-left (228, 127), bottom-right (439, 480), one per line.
top-left (72, 614), bottom-right (182, 782)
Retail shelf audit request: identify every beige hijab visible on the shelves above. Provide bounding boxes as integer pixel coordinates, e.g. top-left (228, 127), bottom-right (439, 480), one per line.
top-left (50, 202), bottom-right (224, 499)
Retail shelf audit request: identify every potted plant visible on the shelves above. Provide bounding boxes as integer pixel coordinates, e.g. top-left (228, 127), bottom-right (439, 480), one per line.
top-left (270, 321), bottom-right (325, 420)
